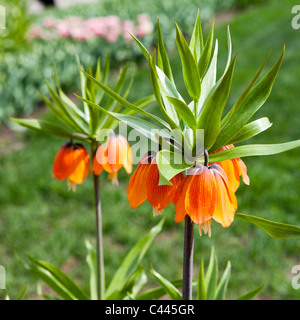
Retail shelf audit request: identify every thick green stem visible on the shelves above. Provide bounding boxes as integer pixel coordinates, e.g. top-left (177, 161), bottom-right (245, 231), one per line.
top-left (182, 215), bottom-right (194, 300)
top-left (91, 144), bottom-right (105, 300)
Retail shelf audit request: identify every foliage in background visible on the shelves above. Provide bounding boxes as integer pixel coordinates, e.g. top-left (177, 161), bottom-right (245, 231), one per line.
top-left (0, 0), bottom-right (256, 125)
top-left (0, 0), bottom-right (32, 53)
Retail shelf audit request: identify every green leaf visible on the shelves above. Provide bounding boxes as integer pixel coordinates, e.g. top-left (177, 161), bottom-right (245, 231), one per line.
top-left (205, 247), bottom-right (218, 300)
top-left (235, 213), bottom-right (300, 239)
top-left (227, 117), bottom-right (272, 145)
top-left (46, 82), bottom-right (89, 135)
top-left (85, 240), bottom-right (97, 300)
top-left (198, 54), bottom-right (237, 151)
top-left (26, 264), bottom-right (75, 300)
top-left (221, 52), bottom-right (270, 130)
top-left (198, 39), bottom-right (218, 114)
top-left (189, 10), bottom-right (204, 62)
top-left (105, 266), bottom-right (147, 300)
top-left (130, 31), bottom-right (150, 61)
top-left (208, 140), bottom-right (300, 163)
top-left (80, 70), bottom-right (170, 130)
top-left (156, 67), bottom-right (180, 125)
top-left (105, 64), bottom-right (128, 110)
top-left (157, 19), bottom-right (174, 83)
top-left (236, 284), bottom-right (264, 300)
top-left (10, 118), bottom-right (90, 142)
top-left (197, 259), bottom-right (206, 300)
top-left (215, 261), bottom-right (231, 300)
top-left (198, 20), bottom-right (214, 79)
top-left (125, 267), bottom-right (148, 299)
top-left (156, 149), bottom-right (193, 186)
top-left (175, 22), bottom-right (201, 101)
top-left (15, 285), bottom-right (28, 300)
top-left (166, 96), bottom-right (197, 129)
top-left (150, 268), bottom-right (182, 300)
top-left (27, 253), bottom-right (90, 300)
top-left (214, 48), bottom-right (284, 151)
top-left (105, 219), bottom-right (164, 298)
top-left (78, 96), bottom-right (164, 142)
top-left (148, 52), bottom-right (180, 129)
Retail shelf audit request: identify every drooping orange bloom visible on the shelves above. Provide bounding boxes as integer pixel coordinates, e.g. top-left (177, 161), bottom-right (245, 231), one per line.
top-left (96, 135), bottom-right (133, 185)
top-left (211, 144), bottom-right (249, 192)
top-left (174, 163), bottom-right (237, 236)
top-left (53, 142), bottom-right (90, 191)
top-left (126, 151), bottom-right (184, 216)
top-left (92, 155), bottom-right (103, 175)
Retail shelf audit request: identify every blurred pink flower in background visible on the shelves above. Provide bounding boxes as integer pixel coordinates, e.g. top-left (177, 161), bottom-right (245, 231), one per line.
top-left (136, 14), bottom-right (154, 37)
top-left (43, 17), bottom-right (56, 29)
top-left (85, 17), bottom-right (107, 37)
top-left (56, 20), bottom-right (70, 38)
top-left (27, 25), bottom-right (43, 39)
top-left (28, 14), bottom-right (154, 42)
top-left (122, 20), bottom-right (136, 41)
top-left (70, 27), bottom-right (93, 41)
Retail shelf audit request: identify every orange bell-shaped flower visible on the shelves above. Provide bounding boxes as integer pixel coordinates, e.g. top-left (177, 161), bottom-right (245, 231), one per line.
top-left (174, 163), bottom-right (237, 236)
top-left (96, 135), bottom-right (133, 185)
top-left (92, 155), bottom-right (103, 175)
top-left (53, 142), bottom-right (90, 191)
top-left (126, 151), bottom-right (184, 216)
top-left (211, 144), bottom-right (249, 192)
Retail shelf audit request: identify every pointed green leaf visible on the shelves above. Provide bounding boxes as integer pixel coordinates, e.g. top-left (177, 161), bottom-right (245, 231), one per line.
top-left (156, 149), bottom-right (193, 186)
top-left (167, 96), bottom-right (197, 129)
top-left (236, 284), bottom-right (264, 300)
top-left (150, 268), bottom-right (182, 300)
top-left (27, 264), bottom-right (75, 300)
top-left (208, 140), bottom-right (300, 163)
top-left (80, 70), bottom-right (170, 130)
top-left (27, 254), bottom-right (89, 300)
top-left (156, 67), bottom-right (180, 125)
top-left (198, 20), bottom-right (214, 79)
top-left (105, 219), bottom-right (164, 298)
top-left (130, 31), bottom-right (150, 60)
top-left (205, 247), bottom-right (218, 300)
top-left (157, 19), bottom-right (174, 83)
top-left (198, 39), bottom-right (218, 114)
top-left (175, 22), bottom-right (201, 101)
top-left (214, 48), bottom-right (284, 151)
top-left (198, 54), bottom-right (237, 150)
top-left (85, 240), bottom-right (97, 300)
top-left (227, 117), bottom-right (272, 145)
top-left (189, 10), bottom-right (204, 62)
top-left (15, 285), bottom-right (28, 300)
top-left (215, 261), bottom-right (231, 300)
top-left (235, 213), bottom-right (300, 239)
top-left (10, 118), bottom-right (90, 142)
top-left (197, 259), bottom-right (207, 300)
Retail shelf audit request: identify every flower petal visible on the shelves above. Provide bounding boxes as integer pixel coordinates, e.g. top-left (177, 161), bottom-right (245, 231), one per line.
top-left (52, 142), bottom-right (74, 180)
top-left (212, 170), bottom-right (237, 228)
top-left (185, 166), bottom-right (217, 225)
top-left (127, 163), bottom-right (151, 209)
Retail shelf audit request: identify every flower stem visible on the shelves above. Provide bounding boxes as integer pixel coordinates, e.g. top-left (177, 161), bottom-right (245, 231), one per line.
top-left (182, 215), bottom-right (194, 300)
top-left (93, 172), bottom-right (105, 300)
top-left (91, 143), bottom-right (105, 300)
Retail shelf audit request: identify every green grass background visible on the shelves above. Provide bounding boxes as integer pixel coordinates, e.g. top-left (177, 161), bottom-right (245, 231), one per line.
top-left (1, 0), bottom-right (300, 299)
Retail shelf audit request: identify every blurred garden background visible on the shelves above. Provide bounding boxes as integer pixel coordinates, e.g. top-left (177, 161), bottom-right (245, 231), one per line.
top-left (0, 0), bottom-right (300, 299)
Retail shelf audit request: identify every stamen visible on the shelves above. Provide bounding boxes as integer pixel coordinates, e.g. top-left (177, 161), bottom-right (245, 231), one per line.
top-left (108, 172), bottom-right (119, 186)
top-left (67, 180), bottom-right (77, 192)
top-left (199, 220), bottom-right (212, 237)
top-left (153, 208), bottom-right (164, 216)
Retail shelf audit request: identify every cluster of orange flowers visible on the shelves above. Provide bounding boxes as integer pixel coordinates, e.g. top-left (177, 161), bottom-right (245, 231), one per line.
top-left (53, 137), bottom-right (248, 236)
top-left (126, 144), bottom-right (249, 236)
top-left (52, 135), bottom-right (132, 190)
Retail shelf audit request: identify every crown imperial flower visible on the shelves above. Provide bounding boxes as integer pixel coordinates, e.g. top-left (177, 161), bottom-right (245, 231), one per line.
top-left (52, 142), bottom-right (90, 191)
